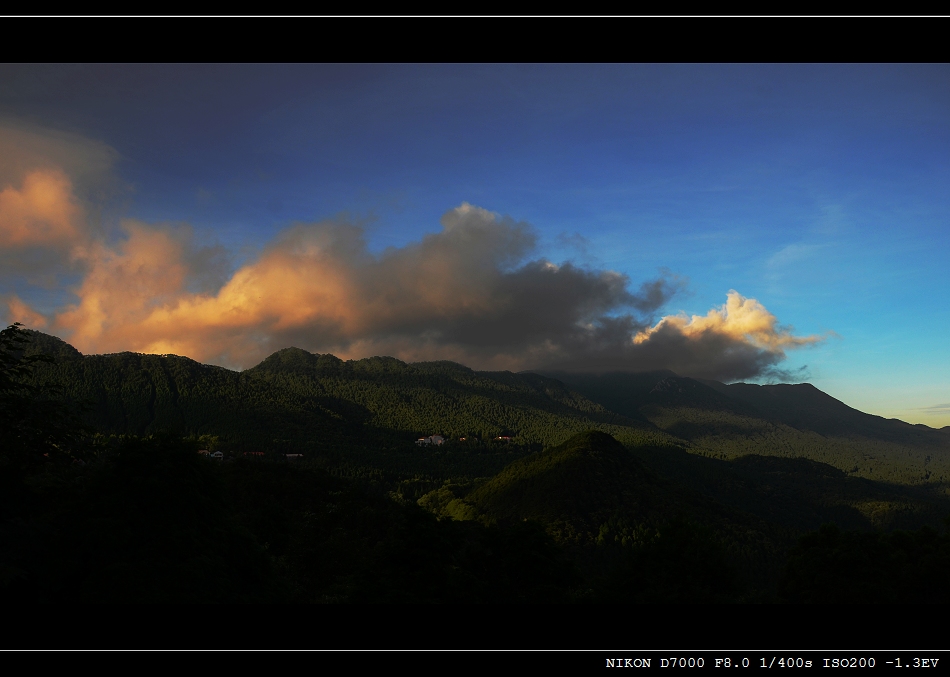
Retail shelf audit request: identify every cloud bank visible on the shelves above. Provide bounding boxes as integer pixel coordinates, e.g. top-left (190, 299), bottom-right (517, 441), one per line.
top-left (0, 132), bottom-right (823, 380)
top-left (0, 123), bottom-right (118, 285)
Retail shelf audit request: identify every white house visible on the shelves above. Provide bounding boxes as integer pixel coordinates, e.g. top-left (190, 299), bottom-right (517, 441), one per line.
top-left (415, 435), bottom-right (445, 446)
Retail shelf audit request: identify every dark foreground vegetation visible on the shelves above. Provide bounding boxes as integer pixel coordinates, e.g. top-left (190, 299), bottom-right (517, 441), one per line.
top-left (4, 324), bottom-right (950, 603)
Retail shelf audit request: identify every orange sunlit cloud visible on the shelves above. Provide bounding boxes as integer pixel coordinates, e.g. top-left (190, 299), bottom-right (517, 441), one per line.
top-left (51, 204), bottom-right (541, 368)
top-left (0, 155), bottom-right (821, 380)
top-left (0, 169), bottom-right (84, 249)
top-left (5, 295), bottom-right (48, 329)
top-left (0, 122), bottom-right (118, 274)
top-left (54, 220), bottom-right (199, 356)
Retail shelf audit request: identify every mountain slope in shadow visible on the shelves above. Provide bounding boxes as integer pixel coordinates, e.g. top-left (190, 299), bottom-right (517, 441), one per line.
top-left (459, 430), bottom-right (790, 598)
top-left (245, 347), bottom-right (663, 446)
top-left (464, 431), bottom-right (779, 550)
top-left (18, 332), bottom-right (355, 451)
top-left (699, 379), bottom-right (949, 447)
top-left (536, 369), bottom-right (950, 487)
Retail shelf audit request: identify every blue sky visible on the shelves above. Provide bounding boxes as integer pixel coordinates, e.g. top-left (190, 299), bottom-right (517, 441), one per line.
top-left (1, 63), bottom-right (947, 426)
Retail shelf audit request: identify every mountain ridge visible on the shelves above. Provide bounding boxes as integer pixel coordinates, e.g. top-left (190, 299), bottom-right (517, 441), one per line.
top-left (11, 327), bottom-right (950, 541)
top-left (17, 330), bottom-right (950, 491)
top-left (23, 329), bottom-right (944, 434)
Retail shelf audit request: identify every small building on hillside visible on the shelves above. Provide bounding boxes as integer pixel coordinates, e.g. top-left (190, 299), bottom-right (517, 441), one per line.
top-left (415, 435), bottom-right (445, 447)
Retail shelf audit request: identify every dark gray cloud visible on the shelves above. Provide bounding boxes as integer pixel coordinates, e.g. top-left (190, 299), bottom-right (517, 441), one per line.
top-left (238, 205), bottom-right (815, 381)
top-left (6, 196), bottom-right (820, 380)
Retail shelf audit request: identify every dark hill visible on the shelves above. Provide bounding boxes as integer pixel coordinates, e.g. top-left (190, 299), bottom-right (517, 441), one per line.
top-left (18, 333), bottom-right (354, 451)
top-left (246, 349), bottom-right (664, 447)
top-left (700, 380), bottom-right (949, 447)
top-left (252, 346), bottom-right (346, 376)
top-left (645, 376), bottom-right (762, 416)
top-left (463, 430), bottom-right (788, 596)
top-left (466, 431), bottom-right (652, 535)
top-left (531, 370), bottom-right (674, 424)
top-left (17, 330), bottom-right (950, 495)
top-left (20, 330), bottom-right (82, 362)
top-left (532, 368), bottom-right (950, 487)
top-left (465, 431), bottom-right (773, 547)
top-left (18, 332), bottom-right (671, 457)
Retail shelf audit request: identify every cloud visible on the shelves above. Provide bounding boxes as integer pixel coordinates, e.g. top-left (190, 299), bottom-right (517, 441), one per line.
top-left (0, 168), bottom-right (91, 286)
top-left (53, 220), bottom-right (227, 359)
top-left (38, 202), bottom-right (819, 381)
top-left (0, 133), bottom-right (822, 381)
top-left (4, 294), bottom-right (48, 329)
top-left (0, 168), bottom-right (84, 249)
top-left (627, 291), bottom-right (823, 381)
top-left (915, 403), bottom-right (950, 416)
top-left (0, 121), bottom-right (118, 196)
top-left (0, 123), bottom-right (120, 286)
top-left (40, 203), bottom-right (670, 369)
top-left (634, 291), bottom-right (819, 352)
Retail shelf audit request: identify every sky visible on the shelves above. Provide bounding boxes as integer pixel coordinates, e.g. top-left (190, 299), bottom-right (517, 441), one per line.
top-left (0, 63), bottom-right (948, 427)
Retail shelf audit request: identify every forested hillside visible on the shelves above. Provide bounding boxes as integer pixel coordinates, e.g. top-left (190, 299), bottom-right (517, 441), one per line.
top-left (19, 330), bottom-right (950, 528)
top-left (457, 431), bottom-right (792, 600)
top-left (245, 347), bottom-right (667, 447)
top-left (17, 332), bottom-right (355, 453)
top-left (6, 326), bottom-right (950, 604)
top-left (20, 332), bottom-right (676, 455)
top-left (540, 370), bottom-right (950, 487)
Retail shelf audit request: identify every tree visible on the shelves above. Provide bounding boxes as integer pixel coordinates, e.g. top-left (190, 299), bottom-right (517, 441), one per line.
top-left (0, 323), bottom-right (88, 513)
top-left (591, 516), bottom-right (741, 603)
top-left (779, 522), bottom-right (950, 603)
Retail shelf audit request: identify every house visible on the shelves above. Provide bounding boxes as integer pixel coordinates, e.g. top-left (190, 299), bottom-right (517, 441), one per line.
top-left (415, 435), bottom-right (445, 446)
top-left (211, 451), bottom-right (224, 460)
top-left (197, 449), bottom-right (210, 456)
top-left (285, 453), bottom-right (304, 460)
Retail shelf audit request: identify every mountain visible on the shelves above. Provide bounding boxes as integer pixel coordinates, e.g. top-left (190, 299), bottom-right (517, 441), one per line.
top-left (535, 369), bottom-right (950, 487)
top-left (18, 332), bottom-right (672, 457)
top-left (456, 430), bottom-right (790, 599)
top-left (245, 347), bottom-right (667, 447)
top-left (465, 430), bottom-right (655, 533)
top-left (12, 329), bottom-right (950, 597)
top-left (698, 379), bottom-right (950, 447)
top-left (18, 330), bottom-right (950, 527)
top-left (462, 430), bottom-right (770, 539)
top-left (526, 370), bottom-right (673, 423)
top-left (18, 332), bottom-right (356, 452)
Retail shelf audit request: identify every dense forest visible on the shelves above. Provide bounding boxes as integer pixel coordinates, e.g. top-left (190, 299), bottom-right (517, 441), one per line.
top-left (3, 325), bottom-right (950, 603)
